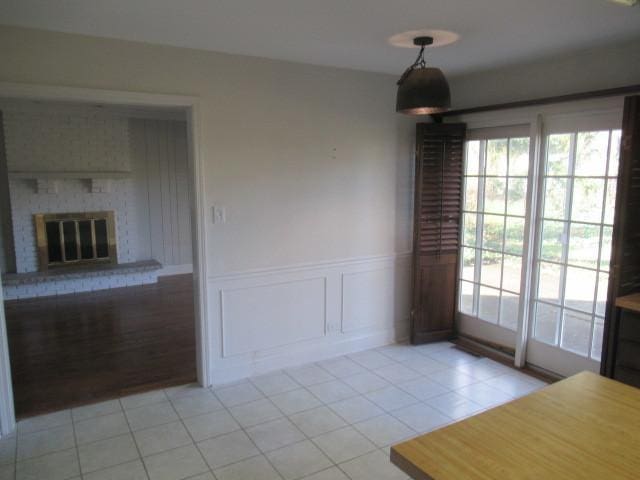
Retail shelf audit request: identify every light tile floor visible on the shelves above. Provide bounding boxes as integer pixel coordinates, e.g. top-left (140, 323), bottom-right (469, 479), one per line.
top-left (0, 342), bottom-right (548, 480)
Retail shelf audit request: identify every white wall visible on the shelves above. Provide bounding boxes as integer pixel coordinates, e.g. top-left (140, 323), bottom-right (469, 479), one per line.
top-left (0, 26), bottom-right (416, 274)
top-left (448, 37), bottom-right (640, 109)
top-left (130, 119), bottom-right (192, 271)
top-left (0, 25), bottom-right (416, 382)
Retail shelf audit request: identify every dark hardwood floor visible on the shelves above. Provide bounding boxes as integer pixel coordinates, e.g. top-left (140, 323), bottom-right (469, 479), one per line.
top-left (4, 274), bottom-right (197, 418)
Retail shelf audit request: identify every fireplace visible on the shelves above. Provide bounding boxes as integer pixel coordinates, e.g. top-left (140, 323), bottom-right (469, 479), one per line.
top-left (34, 211), bottom-right (117, 270)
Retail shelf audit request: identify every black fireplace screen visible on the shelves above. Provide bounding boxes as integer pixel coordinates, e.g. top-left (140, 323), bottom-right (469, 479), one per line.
top-left (34, 212), bottom-right (117, 270)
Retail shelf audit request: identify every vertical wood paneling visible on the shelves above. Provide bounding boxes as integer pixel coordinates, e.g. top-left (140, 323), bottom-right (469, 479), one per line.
top-left (130, 119), bottom-right (192, 268)
top-left (174, 126), bottom-right (192, 264)
top-left (130, 119), bottom-right (152, 261)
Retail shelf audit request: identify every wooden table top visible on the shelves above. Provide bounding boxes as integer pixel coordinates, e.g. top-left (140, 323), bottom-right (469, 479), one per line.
top-left (615, 292), bottom-right (640, 314)
top-left (390, 371), bottom-right (640, 479)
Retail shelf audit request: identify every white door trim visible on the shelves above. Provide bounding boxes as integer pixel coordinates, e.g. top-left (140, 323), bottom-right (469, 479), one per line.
top-left (0, 282), bottom-right (15, 437)
top-left (0, 81), bottom-right (212, 435)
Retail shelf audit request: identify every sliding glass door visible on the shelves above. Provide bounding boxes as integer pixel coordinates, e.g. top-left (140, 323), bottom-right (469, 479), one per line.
top-left (526, 117), bottom-right (620, 376)
top-left (456, 106), bottom-right (623, 377)
top-left (458, 126), bottom-right (531, 347)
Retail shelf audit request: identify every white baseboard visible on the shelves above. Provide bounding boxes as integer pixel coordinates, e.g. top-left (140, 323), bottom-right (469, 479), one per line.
top-left (158, 263), bottom-right (193, 277)
top-left (206, 253), bottom-right (412, 386)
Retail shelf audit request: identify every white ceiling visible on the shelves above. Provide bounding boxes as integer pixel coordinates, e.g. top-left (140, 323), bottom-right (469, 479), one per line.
top-left (1, 0), bottom-right (639, 76)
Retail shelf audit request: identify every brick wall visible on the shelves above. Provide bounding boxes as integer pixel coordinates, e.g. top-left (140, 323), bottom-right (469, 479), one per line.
top-left (2, 110), bottom-right (137, 273)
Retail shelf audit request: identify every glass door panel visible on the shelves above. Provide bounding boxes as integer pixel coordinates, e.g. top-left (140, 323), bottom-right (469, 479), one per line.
top-left (457, 132), bottom-right (530, 346)
top-left (528, 126), bottom-right (620, 375)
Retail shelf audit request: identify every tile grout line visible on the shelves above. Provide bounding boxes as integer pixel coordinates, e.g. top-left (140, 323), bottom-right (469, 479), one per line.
top-left (12, 427), bottom-right (17, 480)
top-left (119, 396), bottom-right (152, 480)
top-left (7, 343), bottom-right (547, 480)
top-left (168, 390), bottom-right (219, 480)
top-left (69, 410), bottom-right (82, 480)
top-left (206, 388), bottom-right (285, 479)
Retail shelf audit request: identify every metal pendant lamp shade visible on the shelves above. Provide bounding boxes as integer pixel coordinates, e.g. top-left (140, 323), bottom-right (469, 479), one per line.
top-left (396, 36), bottom-right (451, 115)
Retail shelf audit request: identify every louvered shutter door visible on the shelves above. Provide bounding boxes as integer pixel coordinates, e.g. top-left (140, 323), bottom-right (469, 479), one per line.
top-left (602, 95), bottom-right (640, 383)
top-left (411, 123), bottom-right (466, 344)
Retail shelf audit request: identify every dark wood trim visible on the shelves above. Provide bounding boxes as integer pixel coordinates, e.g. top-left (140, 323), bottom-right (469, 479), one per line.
top-left (455, 332), bottom-right (515, 356)
top-left (454, 335), bottom-right (514, 366)
top-left (432, 84), bottom-right (640, 119)
top-left (601, 95), bottom-right (640, 379)
top-left (453, 335), bottom-right (561, 384)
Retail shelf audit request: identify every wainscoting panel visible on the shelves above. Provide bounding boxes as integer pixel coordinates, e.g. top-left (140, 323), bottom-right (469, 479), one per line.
top-left (341, 264), bottom-right (411, 333)
top-left (221, 277), bottom-right (327, 357)
top-left (207, 253), bottom-right (412, 385)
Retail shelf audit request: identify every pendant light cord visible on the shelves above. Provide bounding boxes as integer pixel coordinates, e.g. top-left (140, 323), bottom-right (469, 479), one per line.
top-left (397, 44), bottom-right (427, 86)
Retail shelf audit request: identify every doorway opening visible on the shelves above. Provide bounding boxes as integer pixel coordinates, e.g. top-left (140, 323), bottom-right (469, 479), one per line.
top-left (0, 92), bottom-right (207, 425)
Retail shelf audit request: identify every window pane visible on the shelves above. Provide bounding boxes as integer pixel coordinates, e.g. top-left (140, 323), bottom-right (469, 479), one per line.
top-left (540, 220), bottom-right (564, 262)
top-left (482, 214), bottom-right (504, 251)
top-left (534, 302), bottom-right (560, 345)
top-left (461, 247), bottom-right (476, 281)
top-left (537, 262), bottom-right (562, 305)
top-left (479, 286), bottom-right (500, 324)
top-left (591, 317), bottom-right (604, 361)
top-left (542, 178), bottom-right (568, 220)
top-left (462, 213), bottom-right (477, 246)
top-left (504, 217), bottom-right (524, 255)
top-left (567, 223), bottom-right (600, 269)
top-left (561, 310), bottom-right (591, 356)
top-left (608, 130), bottom-right (621, 177)
top-left (63, 221), bottom-right (78, 261)
top-left (604, 181), bottom-right (616, 225)
top-left (480, 250), bottom-right (502, 288)
top-left (486, 139), bottom-right (508, 176)
top-left (595, 272), bottom-right (609, 317)
top-left (484, 177), bottom-right (506, 214)
top-left (499, 291), bottom-right (519, 331)
top-left (502, 254), bottom-right (522, 294)
top-left (95, 219), bottom-right (109, 258)
top-left (565, 267), bottom-right (596, 313)
top-left (574, 131), bottom-right (609, 177)
top-left (571, 178), bottom-right (605, 223)
top-left (600, 226), bottom-right (613, 272)
top-left (79, 220), bottom-right (94, 260)
top-left (508, 137), bottom-right (530, 176)
top-left (45, 221), bottom-right (62, 264)
top-left (466, 140), bottom-right (480, 176)
top-left (459, 281), bottom-right (475, 315)
top-left (546, 134), bottom-right (571, 176)
top-left (464, 176), bottom-right (478, 211)
top-left (507, 178), bottom-right (527, 216)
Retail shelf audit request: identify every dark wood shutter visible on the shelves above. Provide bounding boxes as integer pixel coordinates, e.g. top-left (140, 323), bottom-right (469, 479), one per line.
top-left (601, 95), bottom-right (640, 383)
top-left (411, 122), bottom-right (466, 344)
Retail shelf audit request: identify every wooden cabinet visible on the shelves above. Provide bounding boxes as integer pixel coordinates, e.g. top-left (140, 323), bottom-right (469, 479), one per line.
top-left (609, 294), bottom-right (640, 388)
top-left (410, 123), bottom-right (466, 344)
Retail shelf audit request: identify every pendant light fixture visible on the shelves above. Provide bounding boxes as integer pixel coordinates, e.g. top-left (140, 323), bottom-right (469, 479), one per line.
top-left (396, 36), bottom-right (451, 115)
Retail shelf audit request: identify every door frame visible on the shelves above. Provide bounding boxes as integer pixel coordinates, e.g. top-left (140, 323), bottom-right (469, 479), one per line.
top-left (0, 82), bottom-right (211, 436)
top-left (451, 96), bottom-right (625, 375)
